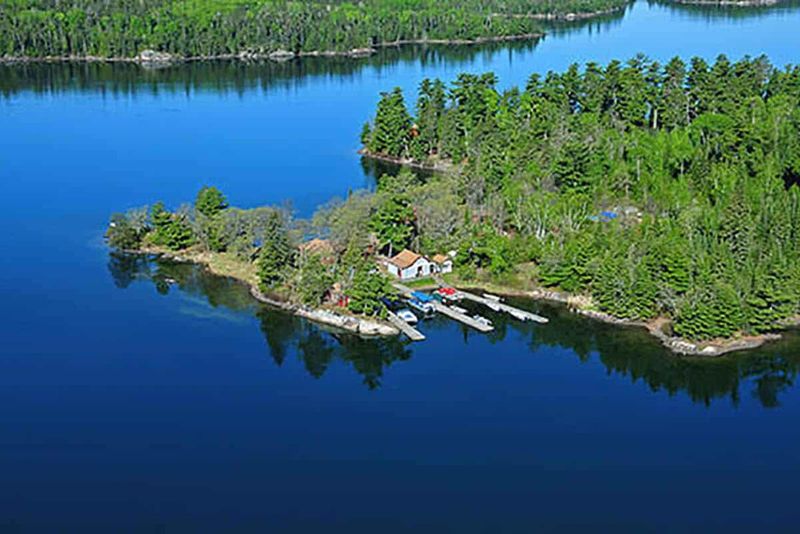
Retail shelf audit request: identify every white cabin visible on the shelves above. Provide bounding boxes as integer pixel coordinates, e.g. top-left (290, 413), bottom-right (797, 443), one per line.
top-left (386, 249), bottom-right (434, 280)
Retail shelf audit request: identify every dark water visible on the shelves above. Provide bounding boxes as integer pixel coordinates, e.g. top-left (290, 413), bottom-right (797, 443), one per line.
top-left (3, 1), bottom-right (800, 531)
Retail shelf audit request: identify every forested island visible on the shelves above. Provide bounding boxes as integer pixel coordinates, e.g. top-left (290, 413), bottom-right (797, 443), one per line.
top-left (0, 0), bottom-right (630, 61)
top-left (360, 55), bottom-right (800, 351)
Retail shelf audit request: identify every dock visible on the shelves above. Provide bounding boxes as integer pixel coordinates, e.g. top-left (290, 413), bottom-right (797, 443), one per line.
top-left (386, 310), bottom-right (426, 341)
top-left (392, 282), bottom-right (415, 297)
top-left (457, 291), bottom-right (549, 324)
top-left (431, 300), bottom-right (494, 332)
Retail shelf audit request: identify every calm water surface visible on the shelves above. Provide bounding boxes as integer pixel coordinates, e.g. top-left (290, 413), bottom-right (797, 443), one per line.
top-left (3, 1), bottom-right (800, 531)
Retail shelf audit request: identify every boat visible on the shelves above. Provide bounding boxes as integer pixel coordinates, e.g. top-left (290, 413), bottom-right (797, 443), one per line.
top-left (436, 287), bottom-right (460, 300)
top-left (408, 292), bottom-right (435, 316)
top-left (396, 309), bottom-right (418, 324)
top-left (380, 296), bottom-right (404, 311)
top-left (483, 293), bottom-right (502, 303)
top-left (407, 297), bottom-right (435, 316)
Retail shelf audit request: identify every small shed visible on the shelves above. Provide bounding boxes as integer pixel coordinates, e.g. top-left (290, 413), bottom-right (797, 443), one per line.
top-left (431, 253), bottom-right (454, 274)
top-left (386, 249), bottom-right (434, 280)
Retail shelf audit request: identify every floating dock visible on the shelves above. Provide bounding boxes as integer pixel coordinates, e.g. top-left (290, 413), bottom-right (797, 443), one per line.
top-left (431, 300), bottom-right (494, 332)
top-left (386, 310), bottom-right (426, 341)
top-left (456, 291), bottom-right (549, 324)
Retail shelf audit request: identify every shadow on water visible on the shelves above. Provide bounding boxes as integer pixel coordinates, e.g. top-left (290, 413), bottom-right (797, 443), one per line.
top-left (108, 251), bottom-right (411, 390)
top-left (0, 40), bottom-right (545, 99)
top-left (110, 251), bottom-right (800, 406)
top-left (461, 293), bottom-right (800, 409)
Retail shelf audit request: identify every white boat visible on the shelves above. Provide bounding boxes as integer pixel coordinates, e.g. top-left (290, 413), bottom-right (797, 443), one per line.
top-left (483, 293), bottom-right (503, 302)
top-left (407, 297), bottom-right (435, 316)
top-left (396, 309), bottom-right (418, 324)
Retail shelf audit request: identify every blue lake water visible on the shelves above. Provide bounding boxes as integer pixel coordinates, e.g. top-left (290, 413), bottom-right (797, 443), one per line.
top-left (3, 0), bottom-right (800, 530)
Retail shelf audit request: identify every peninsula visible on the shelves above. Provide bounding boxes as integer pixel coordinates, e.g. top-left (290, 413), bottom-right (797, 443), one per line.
top-left (359, 55), bottom-right (800, 354)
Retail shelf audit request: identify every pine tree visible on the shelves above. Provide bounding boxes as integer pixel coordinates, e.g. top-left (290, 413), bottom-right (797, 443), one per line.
top-left (195, 186), bottom-right (229, 252)
top-left (257, 211), bottom-right (292, 290)
top-left (368, 87), bottom-right (411, 158)
top-left (195, 186), bottom-right (228, 217)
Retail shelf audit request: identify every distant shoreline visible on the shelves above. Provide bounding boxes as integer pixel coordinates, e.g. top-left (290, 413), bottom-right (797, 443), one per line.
top-left (669, 0), bottom-right (781, 6)
top-left (0, 32), bottom-right (547, 65)
top-left (0, 3), bottom-right (633, 66)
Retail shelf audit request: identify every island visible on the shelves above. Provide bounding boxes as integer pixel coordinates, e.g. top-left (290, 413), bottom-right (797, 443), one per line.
top-left (0, 0), bottom-right (631, 62)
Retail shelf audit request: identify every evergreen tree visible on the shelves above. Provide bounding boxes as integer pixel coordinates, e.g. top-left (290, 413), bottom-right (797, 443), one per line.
top-left (257, 211), bottom-right (292, 290)
top-left (367, 87), bottom-right (412, 158)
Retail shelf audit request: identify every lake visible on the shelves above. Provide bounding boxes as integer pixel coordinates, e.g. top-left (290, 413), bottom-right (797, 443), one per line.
top-left (3, 0), bottom-right (800, 530)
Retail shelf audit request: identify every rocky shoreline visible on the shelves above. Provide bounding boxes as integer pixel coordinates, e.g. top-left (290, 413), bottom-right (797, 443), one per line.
top-left (446, 280), bottom-right (784, 357)
top-left (357, 149), bottom-right (455, 173)
top-left (503, 5), bottom-right (630, 21)
top-left (139, 247), bottom-right (399, 338)
top-left (121, 243), bottom-right (785, 356)
top-left (0, 31), bottom-right (548, 65)
top-left (669, 0), bottom-right (780, 6)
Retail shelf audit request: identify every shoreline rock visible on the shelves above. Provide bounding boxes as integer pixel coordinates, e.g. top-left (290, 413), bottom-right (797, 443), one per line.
top-left (449, 280), bottom-right (784, 357)
top-left (140, 248), bottom-right (400, 339)
top-left (669, 0), bottom-right (780, 6)
top-left (0, 32), bottom-right (548, 65)
top-left (358, 148), bottom-right (455, 173)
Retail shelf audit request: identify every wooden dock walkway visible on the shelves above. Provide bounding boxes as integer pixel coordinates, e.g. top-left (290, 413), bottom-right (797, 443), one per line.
top-left (392, 282), bottom-right (414, 297)
top-left (457, 291), bottom-right (549, 324)
top-left (386, 310), bottom-right (426, 341)
top-left (431, 301), bottom-right (494, 332)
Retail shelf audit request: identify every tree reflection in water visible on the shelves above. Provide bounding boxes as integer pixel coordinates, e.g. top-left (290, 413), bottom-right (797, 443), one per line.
top-left (109, 252), bottom-right (411, 389)
top-left (109, 252), bottom-right (800, 403)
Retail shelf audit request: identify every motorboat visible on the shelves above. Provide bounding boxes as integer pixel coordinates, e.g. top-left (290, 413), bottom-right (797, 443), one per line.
top-left (396, 309), bottom-right (418, 324)
top-left (407, 292), bottom-right (435, 316)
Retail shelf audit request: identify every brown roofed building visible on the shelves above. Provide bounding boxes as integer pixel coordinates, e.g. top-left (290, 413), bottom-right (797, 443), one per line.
top-left (431, 253), bottom-right (454, 274)
top-left (298, 238), bottom-right (335, 264)
top-left (386, 249), bottom-right (433, 280)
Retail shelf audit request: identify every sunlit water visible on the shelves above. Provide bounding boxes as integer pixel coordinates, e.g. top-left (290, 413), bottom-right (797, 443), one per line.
top-left (2, 1), bottom-right (800, 530)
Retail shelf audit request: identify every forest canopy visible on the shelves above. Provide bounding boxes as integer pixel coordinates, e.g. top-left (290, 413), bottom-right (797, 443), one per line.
top-left (361, 54), bottom-right (800, 341)
top-left (0, 0), bottom-right (629, 59)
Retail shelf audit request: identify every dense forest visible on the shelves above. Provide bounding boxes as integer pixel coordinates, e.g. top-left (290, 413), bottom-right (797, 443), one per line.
top-left (0, 0), bottom-right (629, 59)
top-left (360, 55), bottom-right (800, 341)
